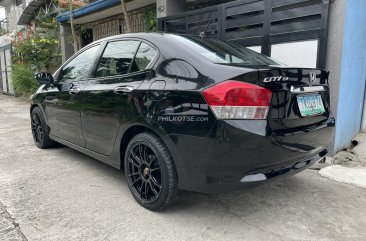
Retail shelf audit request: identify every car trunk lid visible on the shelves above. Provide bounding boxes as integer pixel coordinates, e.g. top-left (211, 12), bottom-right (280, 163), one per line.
top-left (207, 63), bottom-right (332, 132)
top-left (257, 67), bottom-right (331, 132)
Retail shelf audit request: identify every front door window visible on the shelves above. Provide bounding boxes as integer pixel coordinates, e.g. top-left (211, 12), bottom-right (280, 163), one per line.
top-left (59, 45), bottom-right (100, 83)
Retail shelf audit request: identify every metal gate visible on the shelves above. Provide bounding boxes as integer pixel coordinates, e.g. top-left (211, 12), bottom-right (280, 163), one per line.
top-left (158, 0), bottom-right (330, 68)
top-left (0, 45), bottom-right (13, 94)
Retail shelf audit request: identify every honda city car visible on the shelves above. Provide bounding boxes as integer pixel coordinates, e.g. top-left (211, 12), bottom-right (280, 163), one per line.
top-left (30, 33), bottom-right (334, 210)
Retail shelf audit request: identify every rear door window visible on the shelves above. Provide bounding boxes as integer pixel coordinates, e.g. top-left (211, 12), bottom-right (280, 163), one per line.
top-left (130, 42), bottom-right (157, 72)
top-left (95, 40), bottom-right (140, 78)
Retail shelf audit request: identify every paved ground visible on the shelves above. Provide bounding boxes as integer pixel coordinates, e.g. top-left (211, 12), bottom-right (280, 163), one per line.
top-left (1, 94), bottom-right (366, 241)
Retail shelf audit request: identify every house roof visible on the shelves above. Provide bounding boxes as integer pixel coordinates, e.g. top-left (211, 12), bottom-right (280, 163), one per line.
top-left (56, 0), bottom-right (120, 23)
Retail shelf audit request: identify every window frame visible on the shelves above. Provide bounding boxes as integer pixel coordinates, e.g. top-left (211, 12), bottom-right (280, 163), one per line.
top-left (90, 37), bottom-right (159, 80)
top-left (55, 43), bottom-right (102, 83)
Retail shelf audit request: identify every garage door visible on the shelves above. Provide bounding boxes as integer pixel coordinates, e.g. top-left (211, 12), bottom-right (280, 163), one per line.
top-left (158, 0), bottom-right (330, 69)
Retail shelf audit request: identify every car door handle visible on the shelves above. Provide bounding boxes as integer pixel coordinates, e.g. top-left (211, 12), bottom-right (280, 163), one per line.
top-left (69, 87), bottom-right (81, 94)
top-left (114, 86), bottom-right (134, 94)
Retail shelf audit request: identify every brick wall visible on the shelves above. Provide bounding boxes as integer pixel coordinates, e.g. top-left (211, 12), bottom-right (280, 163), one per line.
top-left (89, 4), bottom-right (156, 41)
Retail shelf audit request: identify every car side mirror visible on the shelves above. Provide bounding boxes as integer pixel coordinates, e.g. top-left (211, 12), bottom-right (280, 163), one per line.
top-left (35, 72), bottom-right (54, 85)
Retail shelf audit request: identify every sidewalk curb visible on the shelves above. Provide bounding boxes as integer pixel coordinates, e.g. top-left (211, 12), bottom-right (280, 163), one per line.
top-left (319, 165), bottom-right (366, 189)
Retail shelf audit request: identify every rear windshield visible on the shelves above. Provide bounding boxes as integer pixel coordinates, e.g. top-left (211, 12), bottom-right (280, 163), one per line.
top-left (169, 35), bottom-right (282, 67)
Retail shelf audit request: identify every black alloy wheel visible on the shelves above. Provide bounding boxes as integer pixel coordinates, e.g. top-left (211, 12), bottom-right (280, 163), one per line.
top-left (31, 107), bottom-right (55, 149)
top-left (31, 112), bottom-right (43, 144)
top-left (124, 132), bottom-right (182, 211)
top-left (127, 143), bottom-right (162, 203)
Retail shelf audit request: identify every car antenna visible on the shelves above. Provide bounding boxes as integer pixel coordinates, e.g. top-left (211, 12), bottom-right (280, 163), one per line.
top-left (199, 16), bottom-right (214, 39)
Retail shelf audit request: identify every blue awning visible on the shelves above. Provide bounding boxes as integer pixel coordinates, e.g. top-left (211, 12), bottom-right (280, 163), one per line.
top-left (56, 0), bottom-right (120, 22)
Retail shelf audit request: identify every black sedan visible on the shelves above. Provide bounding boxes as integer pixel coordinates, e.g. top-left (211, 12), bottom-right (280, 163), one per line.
top-left (30, 33), bottom-right (334, 210)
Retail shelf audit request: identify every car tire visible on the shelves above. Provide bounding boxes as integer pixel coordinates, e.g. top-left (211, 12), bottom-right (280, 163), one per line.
top-left (31, 107), bottom-right (56, 149)
top-left (124, 132), bottom-right (182, 211)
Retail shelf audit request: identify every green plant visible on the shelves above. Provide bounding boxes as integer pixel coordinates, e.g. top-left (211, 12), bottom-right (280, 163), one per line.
top-left (12, 16), bottom-right (61, 72)
top-left (144, 7), bottom-right (157, 32)
top-left (12, 64), bottom-right (39, 97)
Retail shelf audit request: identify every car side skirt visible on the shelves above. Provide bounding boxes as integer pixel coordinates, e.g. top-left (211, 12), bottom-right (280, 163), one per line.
top-left (50, 135), bottom-right (121, 169)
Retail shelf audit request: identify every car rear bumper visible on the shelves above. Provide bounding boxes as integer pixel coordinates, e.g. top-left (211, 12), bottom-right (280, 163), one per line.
top-left (163, 117), bottom-right (335, 193)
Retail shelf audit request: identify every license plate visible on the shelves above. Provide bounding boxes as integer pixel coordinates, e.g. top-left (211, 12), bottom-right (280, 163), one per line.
top-left (297, 95), bottom-right (325, 117)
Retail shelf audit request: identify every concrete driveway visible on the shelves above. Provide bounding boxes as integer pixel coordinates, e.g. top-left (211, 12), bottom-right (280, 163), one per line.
top-left (1, 94), bottom-right (366, 241)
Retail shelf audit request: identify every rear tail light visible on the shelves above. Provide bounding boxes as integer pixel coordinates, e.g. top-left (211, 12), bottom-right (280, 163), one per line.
top-left (202, 80), bottom-right (272, 119)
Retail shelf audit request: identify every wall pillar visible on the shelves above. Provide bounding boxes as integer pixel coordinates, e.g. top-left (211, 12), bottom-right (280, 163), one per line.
top-left (156, 0), bottom-right (186, 19)
top-left (325, 0), bottom-right (346, 154)
top-left (60, 23), bottom-right (74, 63)
top-left (334, 0), bottom-right (366, 150)
top-left (362, 91), bottom-right (366, 131)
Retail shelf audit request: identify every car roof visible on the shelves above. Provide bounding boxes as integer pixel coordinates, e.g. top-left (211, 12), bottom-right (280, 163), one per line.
top-left (93, 32), bottom-right (185, 44)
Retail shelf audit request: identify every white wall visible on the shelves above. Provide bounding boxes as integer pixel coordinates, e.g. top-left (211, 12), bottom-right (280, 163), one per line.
top-left (270, 40), bottom-right (318, 68)
top-left (0, 7), bottom-right (5, 19)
